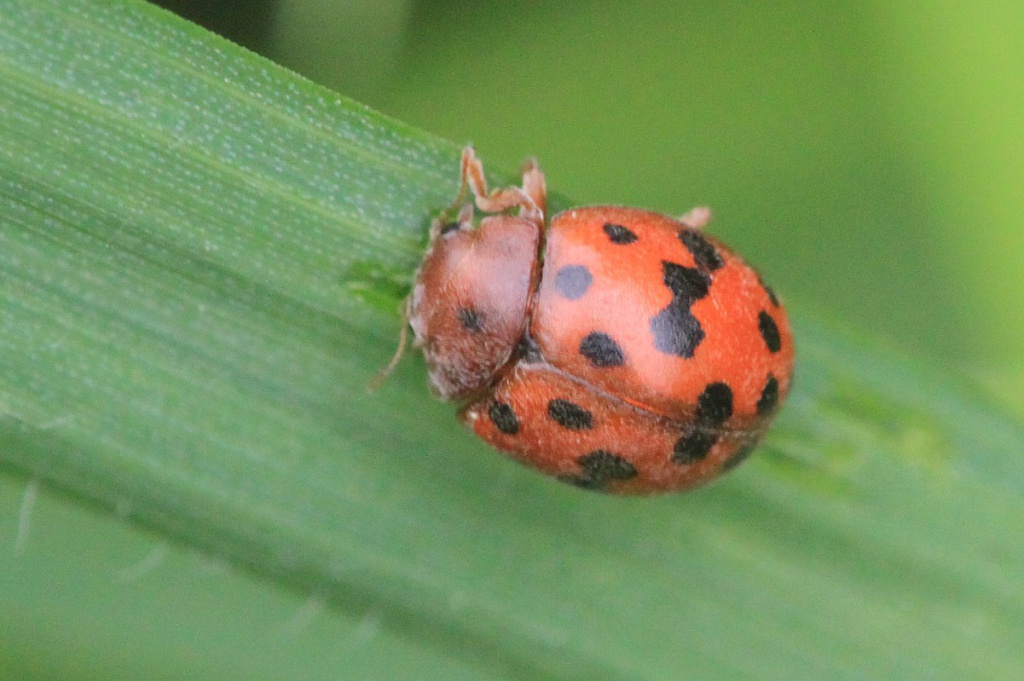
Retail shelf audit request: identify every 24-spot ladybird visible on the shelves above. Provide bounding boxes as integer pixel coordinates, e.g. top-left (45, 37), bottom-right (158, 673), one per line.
top-left (405, 147), bottom-right (794, 494)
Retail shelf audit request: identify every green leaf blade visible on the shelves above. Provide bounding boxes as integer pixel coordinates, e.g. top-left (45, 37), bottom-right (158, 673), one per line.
top-left (2, 2), bottom-right (1023, 680)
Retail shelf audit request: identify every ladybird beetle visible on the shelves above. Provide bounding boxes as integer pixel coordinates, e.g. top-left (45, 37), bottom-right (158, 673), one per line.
top-left (405, 147), bottom-right (794, 494)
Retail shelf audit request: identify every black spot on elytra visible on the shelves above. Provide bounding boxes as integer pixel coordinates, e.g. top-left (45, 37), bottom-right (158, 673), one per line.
top-left (696, 382), bottom-right (733, 425)
top-left (650, 262), bottom-right (710, 358)
top-left (679, 230), bottom-right (723, 271)
top-left (757, 375), bottom-right (779, 416)
top-left (672, 430), bottom-right (718, 464)
top-left (439, 221), bottom-right (460, 235)
top-left (671, 383), bottom-right (733, 466)
top-left (603, 223), bottom-right (638, 244)
top-left (579, 332), bottom-right (625, 367)
top-left (457, 307), bottom-right (484, 333)
top-left (579, 450), bottom-right (637, 482)
top-left (758, 310), bottom-right (782, 353)
top-left (555, 265), bottom-right (593, 300)
top-left (559, 450), bottom-right (638, 491)
top-left (488, 402), bottom-right (519, 435)
top-left (547, 399), bottom-right (593, 429)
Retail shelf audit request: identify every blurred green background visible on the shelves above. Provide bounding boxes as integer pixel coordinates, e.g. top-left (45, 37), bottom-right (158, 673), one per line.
top-left (4, 1), bottom-right (1023, 679)
top-left (171, 0), bottom-right (1024, 383)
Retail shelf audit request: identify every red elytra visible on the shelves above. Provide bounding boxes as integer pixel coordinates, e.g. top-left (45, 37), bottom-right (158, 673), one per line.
top-left (405, 147), bottom-right (794, 494)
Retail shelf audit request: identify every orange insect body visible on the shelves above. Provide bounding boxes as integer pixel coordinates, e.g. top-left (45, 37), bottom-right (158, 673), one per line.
top-left (407, 148), bottom-right (793, 494)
